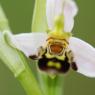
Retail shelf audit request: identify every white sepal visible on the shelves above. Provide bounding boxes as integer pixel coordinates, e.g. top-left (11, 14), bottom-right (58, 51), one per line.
top-left (11, 32), bottom-right (48, 57)
top-left (64, 17), bottom-right (74, 32)
top-left (69, 37), bottom-right (95, 77)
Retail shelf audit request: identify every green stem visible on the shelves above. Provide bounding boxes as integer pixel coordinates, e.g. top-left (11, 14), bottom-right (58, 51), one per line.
top-left (38, 73), bottom-right (64, 95)
top-left (14, 52), bottom-right (43, 95)
top-left (54, 76), bottom-right (64, 95)
top-left (47, 77), bottom-right (55, 95)
top-left (45, 75), bottom-right (64, 95)
top-left (38, 72), bottom-right (56, 95)
top-left (17, 66), bottom-right (42, 95)
top-left (38, 71), bottom-right (49, 95)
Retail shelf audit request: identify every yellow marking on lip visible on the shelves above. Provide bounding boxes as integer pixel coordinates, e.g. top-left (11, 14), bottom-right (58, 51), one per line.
top-left (47, 61), bottom-right (54, 67)
top-left (46, 37), bottom-right (69, 44)
top-left (47, 61), bottom-right (61, 69)
top-left (56, 55), bottom-right (65, 61)
top-left (45, 53), bottom-right (54, 58)
top-left (55, 62), bottom-right (61, 69)
top-left (45, 51), bottom-right (65, 61)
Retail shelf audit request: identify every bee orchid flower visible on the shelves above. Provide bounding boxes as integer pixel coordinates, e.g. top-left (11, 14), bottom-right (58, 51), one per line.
top-left (4, 0), bottom-right (95, 78)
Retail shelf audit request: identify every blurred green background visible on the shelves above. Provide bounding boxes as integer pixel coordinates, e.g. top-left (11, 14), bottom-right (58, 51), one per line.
top-left (0, 0), bottom-right (95, 95)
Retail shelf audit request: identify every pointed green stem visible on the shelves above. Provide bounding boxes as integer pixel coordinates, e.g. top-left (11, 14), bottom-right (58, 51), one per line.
top-left (0, 5), bottom-right (10, 31)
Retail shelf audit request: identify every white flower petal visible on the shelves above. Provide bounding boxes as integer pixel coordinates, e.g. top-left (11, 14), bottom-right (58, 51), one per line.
top-left (12, 33), bottom-right (48, 57)
top-left (46, 0), bottom-right (78, 32)
top-left (64, 0), bottom-right (78, 18)
top-left (69, 37), bottom-right (95, 77)
top-left (64, 17), bottom-right (74, 32)
top-left (64, 0), bottom-right (78, 32)
top-left (46, 0), bottom-right (64, 29)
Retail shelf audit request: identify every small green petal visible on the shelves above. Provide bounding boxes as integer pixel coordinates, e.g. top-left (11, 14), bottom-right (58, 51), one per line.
top-left (32, 0), bottom-right (48, 32)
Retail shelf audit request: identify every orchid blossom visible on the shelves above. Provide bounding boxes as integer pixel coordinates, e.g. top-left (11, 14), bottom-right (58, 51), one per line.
top-left (3, 0), bottom-right (95, 78)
